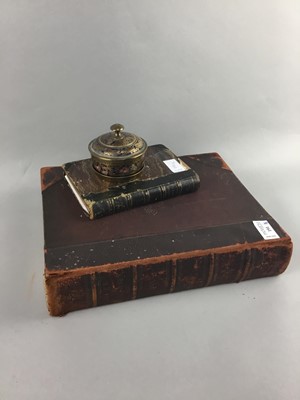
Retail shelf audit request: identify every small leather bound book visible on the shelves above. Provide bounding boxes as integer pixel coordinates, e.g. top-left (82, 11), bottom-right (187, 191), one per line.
top-left (41, 152), bottom-right (292, 316)
top-left (63, 145), bottom-right (200, 219)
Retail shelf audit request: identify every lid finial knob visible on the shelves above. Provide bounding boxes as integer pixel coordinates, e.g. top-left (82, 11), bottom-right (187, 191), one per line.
top-left (110, 123), bottom-right (124, 138)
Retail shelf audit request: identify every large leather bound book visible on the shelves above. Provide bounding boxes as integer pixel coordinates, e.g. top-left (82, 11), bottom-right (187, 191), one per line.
top-left (41, 152), bottom-right (292, 316)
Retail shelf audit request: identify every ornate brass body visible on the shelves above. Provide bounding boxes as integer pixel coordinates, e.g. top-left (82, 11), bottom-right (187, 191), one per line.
top-left (88, 123), bottom-right (148, 179)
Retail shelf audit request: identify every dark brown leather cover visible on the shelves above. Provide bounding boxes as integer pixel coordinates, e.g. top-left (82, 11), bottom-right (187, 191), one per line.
top-left (41, 152), bottom-right (293, 316)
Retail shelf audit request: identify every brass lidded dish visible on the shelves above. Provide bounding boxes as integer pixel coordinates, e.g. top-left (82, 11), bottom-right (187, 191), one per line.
top-left (88, 123), bottom-right (148, 178)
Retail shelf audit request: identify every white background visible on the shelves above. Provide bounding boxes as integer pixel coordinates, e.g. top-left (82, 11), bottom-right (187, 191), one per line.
top-left (0, 1), bottom-right (299, 399)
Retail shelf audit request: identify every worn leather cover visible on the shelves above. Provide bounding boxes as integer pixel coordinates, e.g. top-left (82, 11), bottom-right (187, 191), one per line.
top-left (41, 152), bottom-right (293, 316)
top-left (63, 144), bottom-right (200, 219)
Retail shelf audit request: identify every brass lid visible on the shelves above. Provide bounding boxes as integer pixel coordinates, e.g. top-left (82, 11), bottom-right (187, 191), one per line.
top-left (88, 123), bottom-right (147, 161)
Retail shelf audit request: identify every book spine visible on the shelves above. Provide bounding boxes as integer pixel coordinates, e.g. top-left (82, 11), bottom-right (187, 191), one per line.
top-left (91, 175), bottom-right (200, 219)
top-left (45, 241), bottom-right (292, 316)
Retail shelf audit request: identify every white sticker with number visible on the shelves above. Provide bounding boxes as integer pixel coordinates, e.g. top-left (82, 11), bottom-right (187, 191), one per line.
top-left (253, 220), bottom-right (280, 240)
top-left (163, 159), bottom-right (187, 173)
